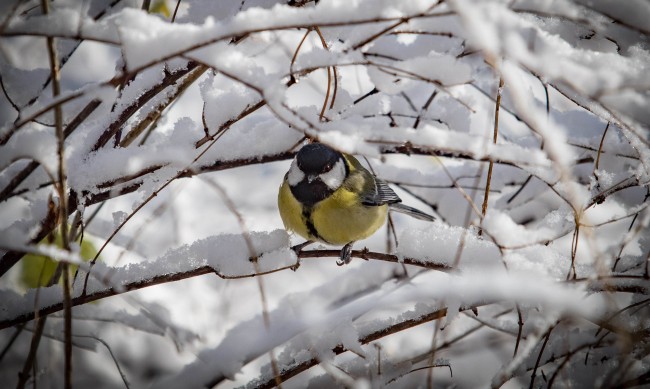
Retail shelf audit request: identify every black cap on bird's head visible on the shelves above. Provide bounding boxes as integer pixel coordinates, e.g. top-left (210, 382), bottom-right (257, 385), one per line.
top-left (296, 143), bottom-right (342, 175)
top-left (288, 143), bottom-right (349, 206)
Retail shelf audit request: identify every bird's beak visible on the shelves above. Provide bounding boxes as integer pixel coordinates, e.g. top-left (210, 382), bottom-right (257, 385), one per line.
top-left (307, 175), bottom-right (317, 183)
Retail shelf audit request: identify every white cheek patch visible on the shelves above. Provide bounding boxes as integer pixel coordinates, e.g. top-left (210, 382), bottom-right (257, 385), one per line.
top-left (319, 159), bottom-right (346, 190)
top-left (287, 159), bottom-right (305, 186)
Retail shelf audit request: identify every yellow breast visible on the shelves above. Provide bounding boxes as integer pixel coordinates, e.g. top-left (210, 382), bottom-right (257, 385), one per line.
top-left (278, 180), bottom-right (387, 245)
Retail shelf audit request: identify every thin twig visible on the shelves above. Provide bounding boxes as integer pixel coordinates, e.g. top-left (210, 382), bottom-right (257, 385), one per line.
top-left (16, 317), bottom-right (47, 389)
top-left (426, 318), bottom-right (441, 389)
top-left (16, 228), bottom-right (65, 389)
top-left (42, 0), bottom-right (72, 386)
top-left (171, 0), bottom-right (182, 23)
top-left (0, 323), bottom-right (25, 363)
top-left (73, 334), bottom-right (130, 388)
top-left (413, 90), bottom-right (438, 129)
top-left (480, 77), bottom-right (504, 233)
top-left (200, 177), bottom-right (284, 388)
top-left (592, 122), bottom-right (610, 190)
top-left (246, 305), bottom-right (484, 389)
top-left (314, 26), bottom-right (332, 121)
top-left (595, 122), bottom-right (611, 171)
top-left (289, 28), bottom-right (312, 79)
top-left (92, 62), bottom-right (200, 152)
top-left (513, 305), bottom-right (524, 357)
top-left (121, 65), bottom-right (207, 146)
top-left (567, 219), bottom-right (580, 280)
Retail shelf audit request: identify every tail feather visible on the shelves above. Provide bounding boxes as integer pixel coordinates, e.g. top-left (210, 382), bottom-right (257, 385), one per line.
top-left (389, 203), bottom-right (435, 222)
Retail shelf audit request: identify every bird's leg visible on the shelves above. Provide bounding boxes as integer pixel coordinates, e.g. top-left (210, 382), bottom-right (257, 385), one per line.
top-left (337, 241), bottom-right (355, 266)
top-left (290, 240), bottom-right (313, 271)
top-left (292, 240), bottom-right (314, 253)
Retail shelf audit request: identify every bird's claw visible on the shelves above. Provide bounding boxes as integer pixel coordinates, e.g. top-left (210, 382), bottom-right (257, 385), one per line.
top-left (291, 240), bottom-right (313, 254)
top-left (290, 241), bottom-right (313, 270)
top-left (337, 242), bottom-right (354, 266)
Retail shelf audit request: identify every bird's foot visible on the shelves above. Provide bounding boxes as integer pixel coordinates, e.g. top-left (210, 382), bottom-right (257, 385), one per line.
top-left (290, 241), bottom-right (313, 271)
top-left (336, 242), bottom-right (355, 266)
top-left (291, 240), bottom-right (314, 253)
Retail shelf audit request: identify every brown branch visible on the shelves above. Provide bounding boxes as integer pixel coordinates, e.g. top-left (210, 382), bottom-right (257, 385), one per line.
top-left (513, 305), bottom-right (524, 357)
top-left (0, 63), bottom-right (203, 276)
top-left (0, 90), bottom-right (88, 145)
top-left (314, 26), bottom-right (332, 121)
top-left (87, 151), bottom-right (297, 205)
top-left (0, 135), bottom-right (607, 279)
top-left (193, 53), bottom-right (309, 149)
top-left (481, 77), bottom-right (503, 225)
top-left (16, 316), bottom-right (47, 389)
top-left (290, 28), bottom-right (312, 80)
top-left (121, 65), bottom-right (207, 147)
top-left (594, 122), bottom-right (610, 171)
top-left (529, 325), bottom-right (555, 389)
top-left (42, 0), bottom-right (73, 385)
top-left (6, 249), bottom-right (650, 329)
top-left (125, 11), bottom-right (449, 75)
top-left (244, 305), bottom-right (466, 389)
top-left (0, 29), bottom-right (119, 45)
top-left (0, 250), bottom-right (451, 330)
top-left (587, 176), bottom-right (642, 208)
top-left (92, 62), bottom-right (200, 151)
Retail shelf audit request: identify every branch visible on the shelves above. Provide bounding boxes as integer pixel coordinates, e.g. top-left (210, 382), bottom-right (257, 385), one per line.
top-left (243, 305), bottom-right (464, 389)
top-left (91, 61), bottom-right (200, 151)
top-left (0, 249), bottom-right (450, 330)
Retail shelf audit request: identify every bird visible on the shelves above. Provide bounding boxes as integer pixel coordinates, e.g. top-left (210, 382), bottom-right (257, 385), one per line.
top-left (278, 142), bottom-right (435, 265)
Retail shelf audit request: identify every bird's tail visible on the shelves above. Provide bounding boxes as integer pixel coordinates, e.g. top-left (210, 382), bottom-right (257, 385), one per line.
top-left (389, 203), bottom-right (436, 222)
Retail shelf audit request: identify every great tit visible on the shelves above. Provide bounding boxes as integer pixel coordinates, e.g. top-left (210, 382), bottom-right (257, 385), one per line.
top-left (278, 142), bottom-right (435, 265)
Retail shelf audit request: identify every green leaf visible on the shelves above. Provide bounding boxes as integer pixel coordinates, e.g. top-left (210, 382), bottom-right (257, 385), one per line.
top-left (19, 231), bottom-right (98, 289)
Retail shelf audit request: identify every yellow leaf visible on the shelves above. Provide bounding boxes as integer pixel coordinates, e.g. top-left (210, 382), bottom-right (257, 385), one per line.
top-left (19, 231), bottom-right (98, 289)
top-left (150, 0), bottom-right (171, 18)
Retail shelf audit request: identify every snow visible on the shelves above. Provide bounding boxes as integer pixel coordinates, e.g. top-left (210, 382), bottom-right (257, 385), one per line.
top-left (0, 229), bottom-right (293, 325)
top-left (113, 1), bottom-right (436, 71)
top-left (0, 126), bottom-right (57, 176)
top-left (1, 0), bottom-right (649, 388)
top-left (397, 222), bottom-right (501, 267)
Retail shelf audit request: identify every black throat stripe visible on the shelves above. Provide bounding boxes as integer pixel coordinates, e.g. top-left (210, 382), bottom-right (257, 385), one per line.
top-left (302, 207), bottom-right (328, 243)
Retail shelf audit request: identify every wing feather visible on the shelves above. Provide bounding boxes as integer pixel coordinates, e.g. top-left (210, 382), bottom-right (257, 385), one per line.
top-left (361, 177), bottom-right (401, 206)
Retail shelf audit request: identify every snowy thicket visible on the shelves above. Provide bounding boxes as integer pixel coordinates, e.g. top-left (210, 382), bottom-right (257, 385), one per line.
top-left (1, 0), bottom-right (649, 388)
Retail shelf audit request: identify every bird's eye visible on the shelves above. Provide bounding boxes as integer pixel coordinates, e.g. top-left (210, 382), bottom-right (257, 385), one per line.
top-left (324, 163), bottom-right (332, 171)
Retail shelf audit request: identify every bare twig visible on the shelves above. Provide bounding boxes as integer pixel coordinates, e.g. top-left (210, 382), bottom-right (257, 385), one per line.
top-left (171, 0), bottom-right (182, 23)
top-left (426, 319), bottom-right (442, 389)
top-left (200, 177), bottom-right (284, 388)
top-left (567, 219), bottom-right (580, 280)
top-left (245, 305), bottom-right (478, 389)
top-left (594, 122), bottom-right (610, 172)
top-left (314, 26), bottom-right (332, 121)
top-left (480, 77), bottom-right (503, 228)
top-left (73, 334), bottom-right (130, 388)
top-left (120, 65), bottom-right (207, 147)
top-left (41, 0), bottom-right (72, 386)
top-left (513, 305), bottom-right (524, 357)
top-left (15, 317), bottom-right (47, 389)
top-left (289, 28), bottom-right (312, 80)
top-left (92, 62), bottom-right (200, 151)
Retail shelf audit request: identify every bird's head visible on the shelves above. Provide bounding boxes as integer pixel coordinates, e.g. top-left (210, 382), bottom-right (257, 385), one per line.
top-left (287, 143), bottom-right (348, 206)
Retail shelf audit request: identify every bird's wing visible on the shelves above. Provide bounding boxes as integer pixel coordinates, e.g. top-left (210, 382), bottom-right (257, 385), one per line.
top-left (343, 153), bottom-right (401, 206)
top-left (361, 177), bottom-right (401, 206)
